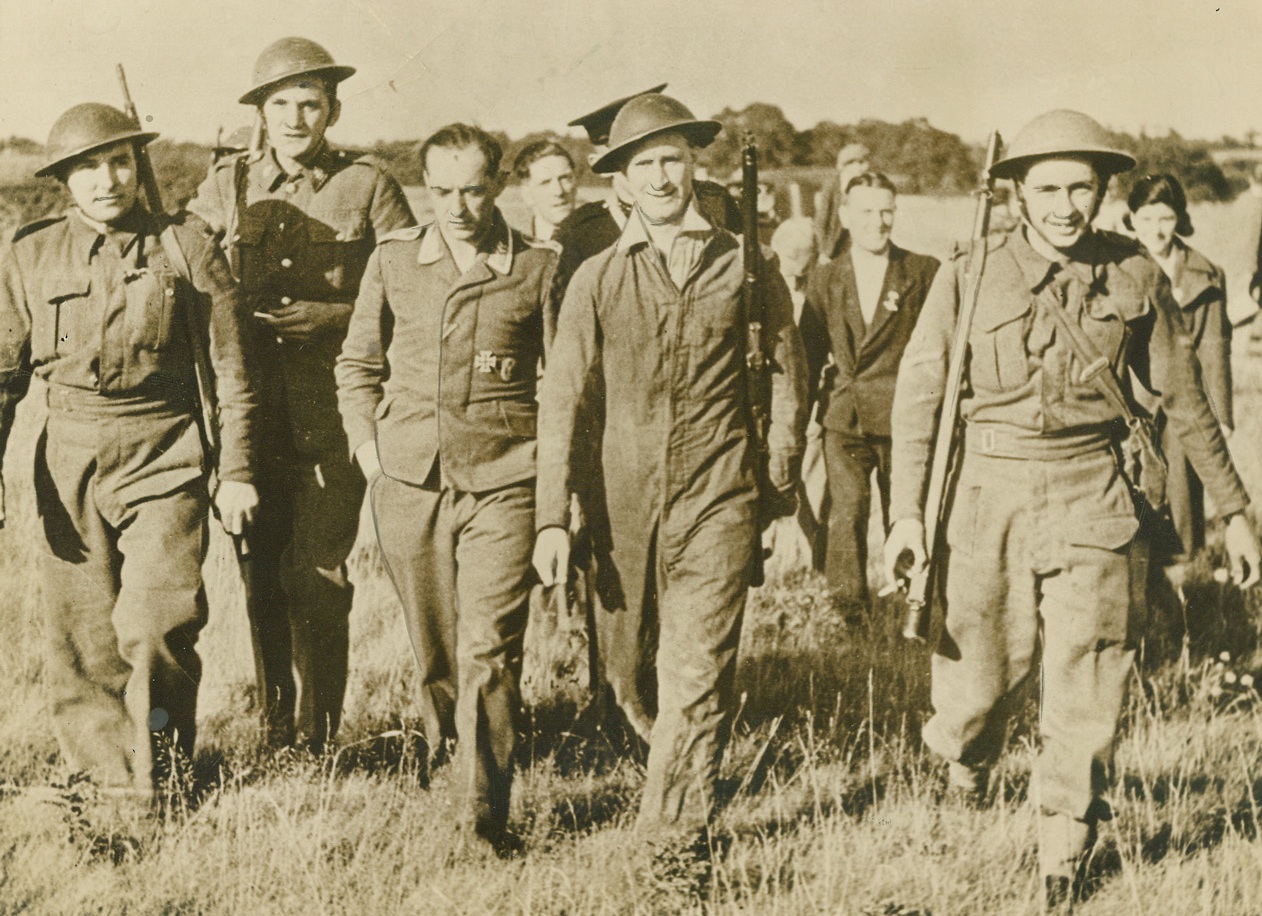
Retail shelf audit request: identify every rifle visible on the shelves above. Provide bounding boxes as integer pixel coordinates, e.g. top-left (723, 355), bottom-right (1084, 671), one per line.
top-left (901, 131), bottom-right (1002, 642)
top-left (740, 133), bottom-right (795, 587)
top-left (116, 65), bottom-right (253, 572)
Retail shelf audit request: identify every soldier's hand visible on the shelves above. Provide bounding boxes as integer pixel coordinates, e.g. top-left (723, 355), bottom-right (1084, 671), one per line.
top-left (255, 300), bottom-right (351, 341)
top-left (355, 440), bottom-right (383, 482)
top-left (215, 481), bottom-right (259, 536)
top-left (883, 518), bottom-right (927, 586)
top-left (533, 526), bottom-right (571, 587)
top-left (1224, 513), bottom-right (1262, 588)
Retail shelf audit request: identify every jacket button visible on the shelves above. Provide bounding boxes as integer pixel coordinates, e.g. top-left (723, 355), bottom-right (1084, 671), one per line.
top-left (281, 258), bottom-right (293, 268)
top-left (278, 222), bottom-right (286, 231)
top-left (286, 183), bottom-right (298, 194)
top-left (165, 287), bottom-right (174, 297)
top-left (281, 297), bottom-right (292, 306)
top-left (335, 232), bottom-right (346, 241)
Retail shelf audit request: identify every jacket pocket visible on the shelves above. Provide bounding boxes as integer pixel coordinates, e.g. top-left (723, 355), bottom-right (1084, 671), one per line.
top-left (308, 211), bottom-right (370, 291)
top-left (124, 267), bottom-right (177, 351)
top-left (970, 295), bottom-right (1032, 392)
top-left (1066, 515), bottom-right (1139, 552)
top-left (40, 284), bottom-right (94, 360)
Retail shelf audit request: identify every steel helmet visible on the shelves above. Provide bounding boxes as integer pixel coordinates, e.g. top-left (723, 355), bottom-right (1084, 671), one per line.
top-left (35, 102), bottom-right (158, 179)
top-left (990, 109), bottom-right (1135, 181)
top-left (239, 37), bottom-right (355, 106)
top-left (591, 93), bottom-right (722, 175)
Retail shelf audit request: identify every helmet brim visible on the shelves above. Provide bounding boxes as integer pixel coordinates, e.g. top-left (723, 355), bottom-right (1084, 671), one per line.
top-left (592, 119), bottom-right (722, 175)
top-left (990, 148), bottom-right (1136, 181)
top-left (239, 64), bottom-right (357, 106)
top-left (35, 130), bottom-right (160, 179)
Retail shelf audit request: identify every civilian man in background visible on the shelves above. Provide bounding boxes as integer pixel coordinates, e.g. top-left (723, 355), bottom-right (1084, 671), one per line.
top-left (512, 140), bottom-right (577, 241)
top-left (189, 36), bottom-right (415, 753)
top-left (813, 141), bottom-right (872, 261)
top-left (801, 172), bottom-right (938, 610)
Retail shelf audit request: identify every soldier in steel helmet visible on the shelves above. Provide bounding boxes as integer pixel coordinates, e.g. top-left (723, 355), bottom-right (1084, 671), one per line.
top-left (534, 93), bottom-right (808, 862)
top-left (882, 109), bottom-right (1262, 909)
top-left (188, 37), bottom-right (415, 752)
top-left (0, 103), bottom-right (259, 804)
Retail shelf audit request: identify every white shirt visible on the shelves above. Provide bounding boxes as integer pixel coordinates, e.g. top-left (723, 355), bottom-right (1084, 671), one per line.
top-left (850, 245), bottom-right (890, 326)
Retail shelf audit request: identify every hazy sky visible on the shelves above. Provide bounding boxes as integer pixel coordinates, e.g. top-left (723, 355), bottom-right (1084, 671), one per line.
top-left (1, 0), bottom-right (1258, 147)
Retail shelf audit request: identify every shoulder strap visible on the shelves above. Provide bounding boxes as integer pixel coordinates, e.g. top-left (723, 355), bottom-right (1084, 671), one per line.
top-left (1036, 278), bottom-right (1137, 422)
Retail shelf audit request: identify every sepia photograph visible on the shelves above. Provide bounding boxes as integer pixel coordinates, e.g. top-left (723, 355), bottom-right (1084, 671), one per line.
top-left (1, 1), bottom-right (1262, 912)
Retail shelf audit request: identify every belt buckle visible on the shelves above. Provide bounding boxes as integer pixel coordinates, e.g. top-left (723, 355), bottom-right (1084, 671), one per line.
top-left (981, 427), bottom-right (996, 453)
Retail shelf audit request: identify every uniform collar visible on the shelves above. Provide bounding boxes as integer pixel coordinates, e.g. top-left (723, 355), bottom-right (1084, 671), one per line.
top-left (616, 196), bottom-right (713, 254)
top-left (255, 142), bottom-right (338, 193)
top-left (1009, 224), bottom-right (1104, 293)
top-left (67, 205), bottom-right (156, 265)
top-left (417, 209), bottom-right (514, 275)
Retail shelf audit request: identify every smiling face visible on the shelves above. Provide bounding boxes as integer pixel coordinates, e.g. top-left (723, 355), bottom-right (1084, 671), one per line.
top-left (64, 141), bottom-right (139, 225)
top-left (841, 184), bottom-right (896, 255)
top-left (423, 143), bottom-right (504, 246)
top-left (623, 131), bottom-right (695, 224)
top-left (522, 153), bottom-right (577, 229)
top-left (1017, 156), bottom-right (1103, 252)
top-left (260, 78), bottom-right (339, 163)
top-left (1131, 201), bottom-right (1179, 260)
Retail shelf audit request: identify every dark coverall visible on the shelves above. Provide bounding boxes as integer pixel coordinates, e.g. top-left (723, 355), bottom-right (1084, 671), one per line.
top-left (336, 215), bottom-right (557, 838)
top-left (0, 207), bottom-right (257, 795)
top-left (890, 227), bottom-right (1249, 879)
top-left (189, 143), bottom-right (413, 748)
top-left (550, 179), bottom-right (744, 742)
top-left (538, 204), bottom-right (808, 836)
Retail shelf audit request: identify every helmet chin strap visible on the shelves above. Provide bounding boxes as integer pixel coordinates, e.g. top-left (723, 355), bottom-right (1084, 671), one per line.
top-left (1015, 172), bottom-right (1108, 258)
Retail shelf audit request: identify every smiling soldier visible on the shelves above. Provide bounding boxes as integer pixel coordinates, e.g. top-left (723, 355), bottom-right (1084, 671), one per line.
top-left (337, 124), bottom-right (558, 856)
top-left (0, 103), bottom-right (258, 806)
top-left (188, 37), bottom-right (415, 753)
top-left (883, 109), bottom-right (1262, 910)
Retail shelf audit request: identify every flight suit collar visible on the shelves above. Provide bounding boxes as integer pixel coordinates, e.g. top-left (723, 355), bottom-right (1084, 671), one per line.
top-left (616, 196), bottom-right (713, 255)
top-left (416, 209), bottom-right (515, 276)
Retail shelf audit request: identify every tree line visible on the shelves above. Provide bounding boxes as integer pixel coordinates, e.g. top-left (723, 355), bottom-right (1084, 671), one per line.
top-left (0, 106), bottom-right (1251, 235)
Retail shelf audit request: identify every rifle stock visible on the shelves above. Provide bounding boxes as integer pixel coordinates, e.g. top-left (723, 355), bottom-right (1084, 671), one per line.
top-left (901, 130), bottom-right (1002, 642)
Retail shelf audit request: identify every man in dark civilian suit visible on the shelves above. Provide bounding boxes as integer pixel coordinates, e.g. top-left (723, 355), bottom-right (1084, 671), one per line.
top-left (800, 171), bottom-right (939, 606)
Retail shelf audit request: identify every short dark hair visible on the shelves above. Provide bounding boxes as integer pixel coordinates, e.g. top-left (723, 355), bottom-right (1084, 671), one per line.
top-left (512, 140), bottom-right (574, 182)
top-left (418, 123), bottom-right (503, 181)
top-left (844, 170), bottom-right (897, 197)
top-left (1124, 173), bottom-right (1194, 237)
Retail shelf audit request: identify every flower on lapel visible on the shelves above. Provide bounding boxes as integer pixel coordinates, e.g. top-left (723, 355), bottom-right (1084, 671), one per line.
top-left (883, 289), bottom-right (900, 312)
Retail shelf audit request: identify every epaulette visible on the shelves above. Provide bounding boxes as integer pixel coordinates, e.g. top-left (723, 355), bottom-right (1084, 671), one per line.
top-left (569, 201), bottom-right (610, 223)
top-left (164, 209), bottom-right (216, 239)
top-left (1092, 228), bottom-right (1144, 257)
top-left (338, 151), bottom-right (390, 174)
top-left (12, 214), bottom-right (66, 243)
top-left (378, 224), bottom-right (426, 244)
top-left (209, 148), bottom-right (256, 174)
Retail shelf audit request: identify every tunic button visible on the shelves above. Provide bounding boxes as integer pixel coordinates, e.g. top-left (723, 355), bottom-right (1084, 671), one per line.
top-left (165, 286), bottom-right (175, 297)
top-left (281, 297), bottom-right (293, 306)
top-left (281, 258), bottom-right (293, 268)
top-left (232, 233), bottom-right (241, 242)
top-left (286, 183), bottom-right (298, 194)
top-left (335, 232), bottom-right (346, 241)
top-left (278, 222), bottom-right (285, 231)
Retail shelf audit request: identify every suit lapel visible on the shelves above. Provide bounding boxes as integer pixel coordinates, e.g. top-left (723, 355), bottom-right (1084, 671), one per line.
top-left (861, 246), bottom-right (902, 351)
top-left (837, 254), bottom-right (867, 352)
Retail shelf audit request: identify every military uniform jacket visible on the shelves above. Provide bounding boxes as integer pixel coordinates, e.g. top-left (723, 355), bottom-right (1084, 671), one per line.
top-left (336, 213), bottom-right (557, 492)
top-left (188, 143), bottom-right (414, 456)
top-left (0, 207), bottom-right (258, 485)
top-left (889, 226), bottom-right (1249, 524)
top-left (801, 243), bottom-right (940, 438)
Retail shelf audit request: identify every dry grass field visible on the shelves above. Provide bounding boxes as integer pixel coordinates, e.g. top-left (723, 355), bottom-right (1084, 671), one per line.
top-left (2, 194), bottom-right (1262, 914)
